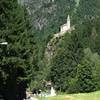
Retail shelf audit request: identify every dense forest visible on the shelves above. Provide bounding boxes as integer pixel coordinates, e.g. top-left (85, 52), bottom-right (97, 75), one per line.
top-left (0, 0), bottom-right (100, 100)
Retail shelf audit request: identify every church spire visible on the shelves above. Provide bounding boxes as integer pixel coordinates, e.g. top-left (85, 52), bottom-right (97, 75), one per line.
top-left (67, 15), bottom-right (70, 30)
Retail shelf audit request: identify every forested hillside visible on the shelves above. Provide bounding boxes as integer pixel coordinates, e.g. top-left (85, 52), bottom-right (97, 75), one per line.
top-left (18, 0), bottom-right (77, 60)
top-left (21, 0), bottom-right (100, 92)
top-left (25, 0), bottom-right (100, 93)
top-left (0, 0), bottom-right (100, 100)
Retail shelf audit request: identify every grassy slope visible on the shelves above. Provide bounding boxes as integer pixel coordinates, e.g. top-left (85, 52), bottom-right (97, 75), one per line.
top-left (38, 91), bottom-right (100, 100)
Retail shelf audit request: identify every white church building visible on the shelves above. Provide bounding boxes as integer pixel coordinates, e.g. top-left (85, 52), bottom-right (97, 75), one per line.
top-left (60, 15), bottom-right (70, 34)
top-left (54, 15), bottom-right (71, 38)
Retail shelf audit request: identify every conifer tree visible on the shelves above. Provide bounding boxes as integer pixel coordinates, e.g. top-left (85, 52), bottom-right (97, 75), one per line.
top-left (50, 30), bottom-right (84, 92)
top-left (76, 48), bottom-right (100, 92)
top-left (76, 60), bottom-right (96, 92)
top-left (0, 0), bottom-right (35, 100)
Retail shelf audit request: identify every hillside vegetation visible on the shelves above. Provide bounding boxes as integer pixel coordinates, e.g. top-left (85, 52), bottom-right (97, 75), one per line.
top-left (0, 0), bottom-right (100, 100)
top-left (27, 0), bottom-right (100, 93)
top-left (19, 0), bottom-right (100, 94)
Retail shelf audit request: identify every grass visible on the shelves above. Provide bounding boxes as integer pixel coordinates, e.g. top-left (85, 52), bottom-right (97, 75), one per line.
top-left (38, 91), bottom-right (100, 100)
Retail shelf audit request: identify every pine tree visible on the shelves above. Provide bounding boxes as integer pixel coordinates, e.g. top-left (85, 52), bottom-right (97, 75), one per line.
top-left (0, 0), bottom-right (35, 100)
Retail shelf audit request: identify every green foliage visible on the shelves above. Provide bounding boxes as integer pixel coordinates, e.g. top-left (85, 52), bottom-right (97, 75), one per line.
top-left (77, 60), bottom-right (96, 92)
top-left (26, 0), bottom-right (76, 62)
top-left (49, 30), bottom-right (84, 92)
top-left (28, 0), bottom-right (100, 94)
top-left (23, 0), bottom-right (77, 90)
top-left (76, 0), bottom-right (100, 23)
top-left (50, 49), bottom-right (69, 91)
top-left (48, 28), bottom-right (100, 93)
top-left (0, 0), bottom-right (35, 100)
top-left (73, 0), bottom-right (100, 49)
top-left (76, 50), bottom-right (100, 92)
top-left (70, 48), bottom-right (100, 93)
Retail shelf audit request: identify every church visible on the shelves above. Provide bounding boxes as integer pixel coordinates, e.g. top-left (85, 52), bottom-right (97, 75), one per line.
top-left (54, 15), bottom-right (71, 38)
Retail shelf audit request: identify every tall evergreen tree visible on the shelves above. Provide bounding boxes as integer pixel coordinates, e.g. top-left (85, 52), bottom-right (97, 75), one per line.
top-left (76, 48), bottom-right (100, 92)
top-left (0, 0), bottom-right (35, 100)
top-left (49, 30), bottom-right (84, 92)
